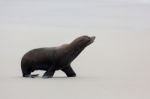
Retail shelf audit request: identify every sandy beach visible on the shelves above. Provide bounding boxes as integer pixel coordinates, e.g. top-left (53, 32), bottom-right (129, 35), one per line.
top-left (0, 0), bottom-right (150, 99)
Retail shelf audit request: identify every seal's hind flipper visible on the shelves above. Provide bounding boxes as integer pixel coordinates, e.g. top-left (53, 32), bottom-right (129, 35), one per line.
top-left (31, 74), bottom-right (39, 78)
top-left (23, 74), bottom-right (39, 78)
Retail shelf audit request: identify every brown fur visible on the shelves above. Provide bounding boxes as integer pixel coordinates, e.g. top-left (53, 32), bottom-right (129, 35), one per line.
top-left (21, 35), bottom-right (96, 78)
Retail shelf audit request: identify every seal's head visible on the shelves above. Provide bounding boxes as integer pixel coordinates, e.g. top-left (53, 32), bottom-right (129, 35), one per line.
top-left (72, 35), bottom-right (96, 48)
top-left (60, 35), bottom-right (96, 64)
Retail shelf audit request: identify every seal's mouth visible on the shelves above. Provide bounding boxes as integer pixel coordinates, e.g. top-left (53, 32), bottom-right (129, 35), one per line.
top-left (89, 36), bottom-right (96, 44)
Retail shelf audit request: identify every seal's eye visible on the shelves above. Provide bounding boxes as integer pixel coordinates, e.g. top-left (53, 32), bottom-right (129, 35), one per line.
top-left (85, 36), bottom-right (91, 41)
top-left (78, 36), bottom-right (91, 45)
top-left (81, 36), bottom-right (90, 40)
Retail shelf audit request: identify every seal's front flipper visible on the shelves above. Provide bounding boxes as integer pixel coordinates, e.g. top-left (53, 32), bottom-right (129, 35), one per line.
top-left (61, 65), bottom-right (76, 77)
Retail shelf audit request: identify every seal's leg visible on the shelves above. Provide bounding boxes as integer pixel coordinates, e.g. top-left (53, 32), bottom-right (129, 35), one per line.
top-left (61, 65), bottom-right (76, 77)
top-left (22, 67), bottom-right (32, 78)
top-left (21, 65), bottom-right (38, 78)
top-left (42, 65), bottom-right (55, 78)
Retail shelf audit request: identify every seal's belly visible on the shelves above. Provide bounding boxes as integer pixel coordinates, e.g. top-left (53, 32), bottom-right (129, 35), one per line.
top-left (35, 64), bottom-right (50, 70)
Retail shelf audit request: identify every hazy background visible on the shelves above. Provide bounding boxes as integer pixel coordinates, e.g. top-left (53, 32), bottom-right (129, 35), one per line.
top-left (0, 0), bottom-right (150, 99)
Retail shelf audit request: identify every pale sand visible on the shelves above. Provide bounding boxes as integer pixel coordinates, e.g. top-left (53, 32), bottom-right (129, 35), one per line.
top-left (0, 0), bottom-right (150, 99)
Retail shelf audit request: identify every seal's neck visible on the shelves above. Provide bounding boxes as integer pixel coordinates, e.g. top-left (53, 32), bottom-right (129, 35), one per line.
top-left (65, 43), bottom-right (86, 63)
top-left (56, 42), bottom-right (86, 66)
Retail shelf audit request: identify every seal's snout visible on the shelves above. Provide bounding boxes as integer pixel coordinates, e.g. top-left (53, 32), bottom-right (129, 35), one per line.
top-left (90, 36), bottom-right (96, 43)
top-left (91, 36), bottom-right (96, 41)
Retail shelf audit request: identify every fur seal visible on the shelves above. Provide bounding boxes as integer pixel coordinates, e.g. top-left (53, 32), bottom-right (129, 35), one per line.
top-left (21, 35), bottom-right (96, 78)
